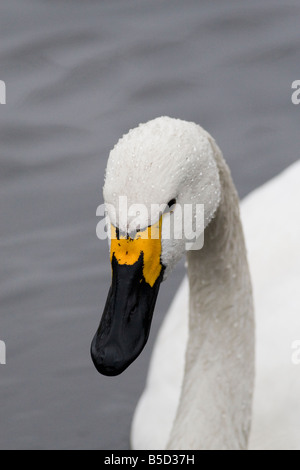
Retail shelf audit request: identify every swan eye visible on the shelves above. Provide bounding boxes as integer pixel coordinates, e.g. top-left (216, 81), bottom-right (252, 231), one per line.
top-left (167, 199), bottom-right (177, 210)
top-left (163, 198), bottom-right (177, 216)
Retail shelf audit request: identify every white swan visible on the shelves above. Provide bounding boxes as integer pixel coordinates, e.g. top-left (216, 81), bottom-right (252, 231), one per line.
top-left (91, 116), bottom-right (300, 450)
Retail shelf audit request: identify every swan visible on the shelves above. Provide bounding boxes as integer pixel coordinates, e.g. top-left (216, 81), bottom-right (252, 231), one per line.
top-left (91, 116), bottom-right (300, 450)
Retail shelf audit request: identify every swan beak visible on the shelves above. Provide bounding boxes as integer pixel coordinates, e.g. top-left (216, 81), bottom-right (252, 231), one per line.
top-left (91, 221), bottom-right (164, 376)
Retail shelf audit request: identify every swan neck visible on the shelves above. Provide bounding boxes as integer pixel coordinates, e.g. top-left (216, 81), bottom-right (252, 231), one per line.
top-left (168, 142), bottom-right (255, 450)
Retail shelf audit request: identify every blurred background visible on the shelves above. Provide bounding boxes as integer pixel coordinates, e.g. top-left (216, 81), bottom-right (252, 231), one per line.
top-left (0, 0), bottom-right (299, 449)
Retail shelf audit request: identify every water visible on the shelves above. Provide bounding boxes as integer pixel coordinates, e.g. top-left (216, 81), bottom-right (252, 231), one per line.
top-left (0, 0), bottom-right (299, 449)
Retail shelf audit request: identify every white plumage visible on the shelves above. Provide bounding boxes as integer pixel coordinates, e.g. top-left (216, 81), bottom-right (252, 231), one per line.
top-left (132, 159), bottom-right (300, 450)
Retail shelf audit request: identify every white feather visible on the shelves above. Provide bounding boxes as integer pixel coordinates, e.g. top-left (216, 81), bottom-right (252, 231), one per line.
top-left (131, 160), bottom-right (300, 450)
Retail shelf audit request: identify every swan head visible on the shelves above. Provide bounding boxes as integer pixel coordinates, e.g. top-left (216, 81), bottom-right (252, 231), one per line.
top-left (91, 117), bottom-right (221, 376)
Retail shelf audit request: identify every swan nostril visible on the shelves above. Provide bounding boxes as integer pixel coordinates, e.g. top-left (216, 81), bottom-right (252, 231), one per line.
top-left (128, 306), bottom-right (137, 322)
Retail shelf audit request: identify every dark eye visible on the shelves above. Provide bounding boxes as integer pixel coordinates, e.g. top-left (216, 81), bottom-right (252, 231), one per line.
top-left (168, 198), bottom-right (177, 209)
top-left (162, 198), bottom-right (177, 217)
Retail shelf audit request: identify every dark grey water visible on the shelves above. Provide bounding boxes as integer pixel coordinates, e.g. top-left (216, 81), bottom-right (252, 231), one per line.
top-left (0, 0), bottom-right (299, 450)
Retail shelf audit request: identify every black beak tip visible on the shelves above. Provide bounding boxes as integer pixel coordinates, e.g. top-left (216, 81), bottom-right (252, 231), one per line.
top-left (90, 256), bottom-right (165, 377)
top-left (90, 336), bottom-right (130, 377)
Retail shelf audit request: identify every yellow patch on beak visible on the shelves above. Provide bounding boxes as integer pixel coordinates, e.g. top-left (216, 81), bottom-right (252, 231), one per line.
top-left (110, 219), bottom-right (162, 287)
